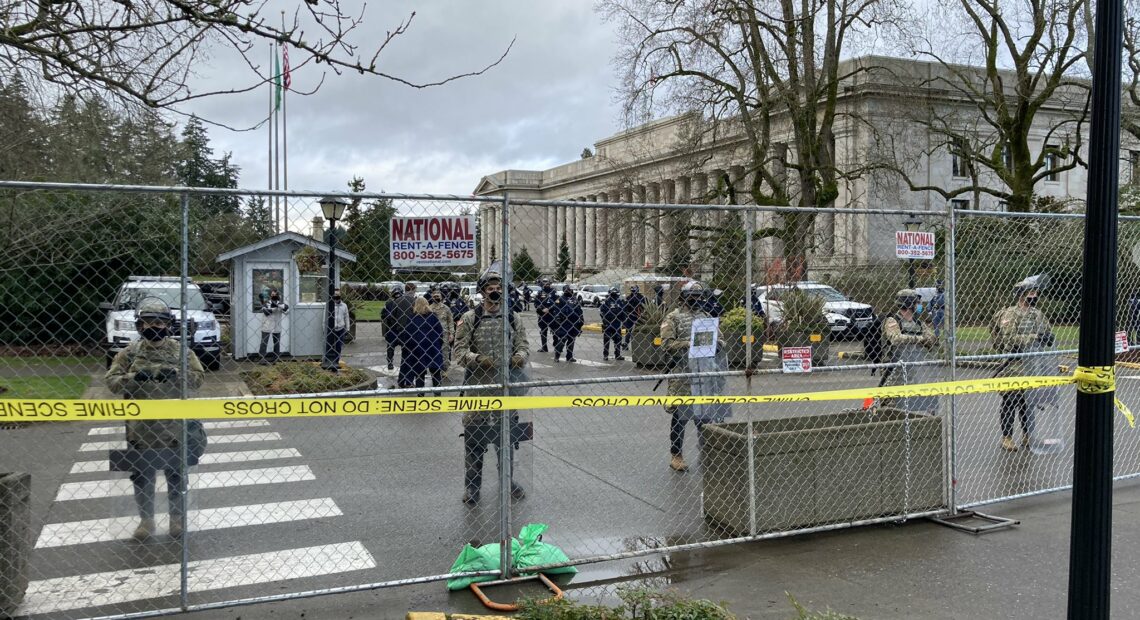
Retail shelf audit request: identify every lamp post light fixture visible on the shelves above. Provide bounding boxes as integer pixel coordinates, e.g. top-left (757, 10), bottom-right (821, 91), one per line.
top-left (904, 215), bottom-right (923, 289)
top-left (319, 196), bottom-right (349, 372)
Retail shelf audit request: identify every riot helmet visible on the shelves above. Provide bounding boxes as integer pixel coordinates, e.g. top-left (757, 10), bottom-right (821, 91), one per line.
top-left (390, 285), bottom-right (403, 299)
top-left (679, 280), bottom-right (707, 309)
top-left (609, 286), bottom-right (620, 298)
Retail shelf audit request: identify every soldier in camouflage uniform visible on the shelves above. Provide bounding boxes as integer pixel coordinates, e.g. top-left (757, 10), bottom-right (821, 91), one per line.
top-left (429, 287), bottom-right (455, 371)
top-left (105, 299), bottom-right (206, 540)
top-left (659, 280), bottom-right (724, 472)
top-left (881, 289), bottom-right (939, 412)
top-left (991, 280), bottom-right (1053, 452)
top-left (454, 270), bottom-right (529, 505)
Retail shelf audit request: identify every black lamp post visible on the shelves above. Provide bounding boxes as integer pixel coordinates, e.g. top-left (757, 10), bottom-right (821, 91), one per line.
top-left (319, 196), bottom-right (348, 372)
top-left (904, 215), bottom-right (923, 289)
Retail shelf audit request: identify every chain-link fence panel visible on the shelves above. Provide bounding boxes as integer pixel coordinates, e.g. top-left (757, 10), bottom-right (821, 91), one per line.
top-left (951, 210), bottom-right (1140, 509)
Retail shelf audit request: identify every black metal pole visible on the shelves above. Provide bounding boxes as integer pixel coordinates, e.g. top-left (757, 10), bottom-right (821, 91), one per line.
top-left (1068, 0), bottom-right (1123, 613)
top-left (322, 220), bottom-right (338, 371)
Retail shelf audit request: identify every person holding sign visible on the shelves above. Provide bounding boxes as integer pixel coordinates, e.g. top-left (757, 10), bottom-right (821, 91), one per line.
top-left (658, 280), bottom-right (730, 472)
top-left (991, 275), bottom-right (1055, 452)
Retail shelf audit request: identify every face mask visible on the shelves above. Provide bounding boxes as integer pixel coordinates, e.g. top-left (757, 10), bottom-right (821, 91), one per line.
top-left (334, 297), bottom-right (341, 303)
top-left (141, 326), bottom-right (168, 342)
top-left (1026, 296), bottom-right (1038, 307)
top-left (915, 304), bottom-right (924, 314)
top-left (433, 296), bottom-right (442, 303)
top-left (487, 290), bottom-right (503, 302)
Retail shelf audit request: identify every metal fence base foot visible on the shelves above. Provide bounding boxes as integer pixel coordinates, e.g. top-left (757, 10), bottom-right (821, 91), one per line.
top-left (469, 573), bottom-right (564, 612)
top-left (927, 511), bottom-right (1020, 534)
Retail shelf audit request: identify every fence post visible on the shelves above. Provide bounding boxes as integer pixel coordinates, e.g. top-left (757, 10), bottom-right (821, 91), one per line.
top-left (946, 205), bottom-right (959, 515)
top-left (744, 207), bottom-right (757, 537)
top-left (498, 193), bottom-right (513, 579)
top-left (178, 191), bottom-right (190, 610)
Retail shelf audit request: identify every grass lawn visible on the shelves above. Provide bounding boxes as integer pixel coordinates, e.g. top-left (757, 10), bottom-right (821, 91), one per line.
top-left (353, 300), bottom-right (385, 322)
top-left (956, 324), bottom-right (1080, 344)
top-left (0, 356), bottom-right (91, 369)
top-left (1, 376), bottom-right (90, 399)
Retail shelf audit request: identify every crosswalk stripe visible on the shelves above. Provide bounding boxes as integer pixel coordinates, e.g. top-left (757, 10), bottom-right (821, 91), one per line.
top-left (69, 449), bottom-right (303, 474)
top-left (79, 432), bottom-right (281, 452)
top-left (88, 420), bottom-right (271, 436)
top-left (570, 359), bottom-right (613, 368)
top-left (35, 498), bottom-right (342, 548)
top-left (529, 362), bottom-right (552, 369)
top-left (55, 465), bottom-right (315, 501)
top-left (18, 541), bottom-right (376, 616)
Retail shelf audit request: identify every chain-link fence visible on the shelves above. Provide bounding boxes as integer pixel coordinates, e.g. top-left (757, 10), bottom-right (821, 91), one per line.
top-left (0, 180), bottom-right (1137, 619)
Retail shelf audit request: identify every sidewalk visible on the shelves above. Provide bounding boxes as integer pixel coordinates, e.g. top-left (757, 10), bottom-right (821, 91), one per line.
top-left (179, 480), bottom-right (1140, 619)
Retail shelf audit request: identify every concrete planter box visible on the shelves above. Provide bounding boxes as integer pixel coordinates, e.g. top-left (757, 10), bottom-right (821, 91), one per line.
top-left (630, 330), bottom-right (668, 369)
top-left (0, 473), bottom-right (31, 617)
top-left (701, 409), bottom-right (945, 534)
top-left (722, 330), bottom-right (762, 369)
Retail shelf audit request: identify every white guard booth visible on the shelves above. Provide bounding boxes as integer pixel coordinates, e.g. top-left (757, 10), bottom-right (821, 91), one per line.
top-left (216, 232), bottom-right (357, 361)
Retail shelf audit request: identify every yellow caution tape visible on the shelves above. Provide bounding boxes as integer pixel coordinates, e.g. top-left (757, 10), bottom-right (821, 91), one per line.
top-left (0, 374), bottom-right (1086, 422)
top-left (1073, 365), bottom-right (1135, 428)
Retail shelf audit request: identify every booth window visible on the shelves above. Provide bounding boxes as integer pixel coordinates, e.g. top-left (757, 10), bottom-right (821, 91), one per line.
top-left (299, 272), bottom-right (329, 303)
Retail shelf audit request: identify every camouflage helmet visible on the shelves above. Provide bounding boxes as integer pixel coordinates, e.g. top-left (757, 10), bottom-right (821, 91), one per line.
top-left (896, 289), bottom-right (921, 309)
top-left (477, 270), bottom-right (503, 293)
top-left (679, 280), bottom-right (707, 306)
top-left (136, 298), bottom-right (174, 325)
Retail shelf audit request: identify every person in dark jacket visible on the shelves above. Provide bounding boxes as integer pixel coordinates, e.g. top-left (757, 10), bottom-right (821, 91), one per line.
top-left (398, 296), bottom-right (444, 395)
top-left (705, 290), bottom-right (725, 318)
top-left (381, 285), bottom-right (405, 371)
top-left (535, 277), bottom-right (556, 352)
top-left (553, 285), bottom-right (584, 362)
top-left (623, 286), bottom-right (646, 347)
top-left (445, 283), bottom-right (469, 327)
top-left (600, 286), bottom-right (626, 361)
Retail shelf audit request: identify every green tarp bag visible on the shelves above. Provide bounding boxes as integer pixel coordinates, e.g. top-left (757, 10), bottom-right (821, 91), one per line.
top-left (446, 523), bottom-right (577, 591)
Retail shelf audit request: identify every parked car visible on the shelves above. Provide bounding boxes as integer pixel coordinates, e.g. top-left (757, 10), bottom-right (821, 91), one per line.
top-left (99, 276), bottom-right (224, 370)
top-left (576, 284), bottom-right (612, 307)
top-left (754, 282), bottom-right (874, 338)
top-left (197, 281), bottom-right (231, 317)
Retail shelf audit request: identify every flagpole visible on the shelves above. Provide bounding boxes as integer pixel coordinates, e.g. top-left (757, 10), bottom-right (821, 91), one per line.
top-left (268, 42), bottom-right (277, 232)
top-left (274, 42), bottom-right (282, 233)
top-left (281, 12), bottom-right (289, 218)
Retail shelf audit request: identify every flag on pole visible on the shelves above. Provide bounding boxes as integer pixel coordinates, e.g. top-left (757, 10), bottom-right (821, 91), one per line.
top-left (282, 45), bottom-right (291, 90)
top-left (274, 48), bottom-right (282, 111)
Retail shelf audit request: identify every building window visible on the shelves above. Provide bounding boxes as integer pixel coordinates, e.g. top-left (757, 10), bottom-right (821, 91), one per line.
top-left (1044, 144), bottom-right (1060, 182)
top-left (951, 137), bottom-right (971, 178)
top-left (950, 198), bottom-right (970, 211)
top-left (997, 200), bottom-right (1009, 212)
top-left (1002, 144), bottom-right (1012, 171)
top-left (299, 272), bottom-right (329, 304)
top-left (1131, 150), bottom-right (1140, 184)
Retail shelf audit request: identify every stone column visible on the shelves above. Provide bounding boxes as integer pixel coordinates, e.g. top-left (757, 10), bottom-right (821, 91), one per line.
top-left (546, 206), bottom-right (557, 272)
top-left (585, 195), bottom-right (597, 270)
top-left (619, 188), bottom-right (633, 267)
top-left (480, 205), bottom-right (490, 267)
top-left (647, 183), bottom-right (662, 270)
top-left (660, 180), bottom-right (675, 268)
top-left (691, 173), bottom-right (707, 258)
top-left (575, 202), bottom-right (587, 275)
top-left (596, 192), bottom-right (609, 269)
top-left (555, 205), bottom-right (565, 272)
top-left (674, 177), bottom-right (691, 271)
top-left (633, 185), bottom-right (647, 269)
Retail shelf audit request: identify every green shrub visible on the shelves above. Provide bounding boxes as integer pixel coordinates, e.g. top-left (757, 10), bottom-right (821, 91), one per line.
top-left (517, 588), bottom-right (735, 620)
top-left (719, 306), bottom-right (766, 333)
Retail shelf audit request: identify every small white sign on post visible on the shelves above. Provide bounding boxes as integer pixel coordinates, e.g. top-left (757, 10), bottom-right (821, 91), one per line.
top-left (895, 230), bottom-right (936, 260)
top-left (389, 215), bottom-right (477, 268)
top-left (782, 346), bottom-right (812, 374)
top-left (1116, 331), bottom-right (1130, 354)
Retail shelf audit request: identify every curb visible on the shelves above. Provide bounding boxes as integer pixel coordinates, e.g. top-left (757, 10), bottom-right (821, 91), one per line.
top-left (407, 614), bottom-right (513, 620)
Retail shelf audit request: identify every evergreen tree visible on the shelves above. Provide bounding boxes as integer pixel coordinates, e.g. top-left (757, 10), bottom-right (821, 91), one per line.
top-left (555, 234), bottom-right (571, 281)
top-left (513, 247), bottom-right (541, 282)
top-left (176, 115), bottom-right (240, 216)
top-left (246, 196), bottom-right (275, 238)
top-left (341, 177), bottom-right (398, 282)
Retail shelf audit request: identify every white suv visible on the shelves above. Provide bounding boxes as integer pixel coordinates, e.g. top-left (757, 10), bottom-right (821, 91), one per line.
top-left (755, 282), bottom-right (875, 338)
top-left (100, 277), bottom-right (223, 370)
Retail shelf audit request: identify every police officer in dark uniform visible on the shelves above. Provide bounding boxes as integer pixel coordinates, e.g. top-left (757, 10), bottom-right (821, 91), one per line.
top-left (534, 277), bottom-right (556, 352)
top-left (600, 286), bottom-right (626, 361)
top-left (623, 285), bottom-right (646, 348)
top-left (444, 283), bottom-right (469, 328)
top-left (553, 285), bottom-right (584, 362)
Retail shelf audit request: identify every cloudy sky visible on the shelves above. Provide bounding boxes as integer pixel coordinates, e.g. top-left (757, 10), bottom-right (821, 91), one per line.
top-left (184, 2), bottom-right (623, 196)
